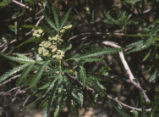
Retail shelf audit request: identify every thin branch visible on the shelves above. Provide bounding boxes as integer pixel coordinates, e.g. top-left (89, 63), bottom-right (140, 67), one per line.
top-left (107, 94), bottom-right (151, 112)
top-left (22, 91), bottom-right (37, 107)
top-left (12, 0), bottom-right (32, 10)
top-left (102, 41), bottom-right (150, 102)
top-left (0, 39), bottom-right (17, 52)
top-left (0, 74), bottom-right (21, 87)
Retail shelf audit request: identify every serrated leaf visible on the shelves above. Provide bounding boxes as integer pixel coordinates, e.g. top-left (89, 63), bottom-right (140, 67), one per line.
top-left (0, 52), bottom-right (35, 64)
top-left (45, 76), bottom-right (59, 94)
top-left (16, 37), bottom-right (43, 48)
top-left (30, 61), bottom-right (50, 87)
top-left (0, 64), bottom-right (29, 83)
top-left (72, 48), bottom-right (121, 61)
top-left (128, 38), bottom-right (154, 53)
top-left (79, 66), bottom-right (86, 87)
top-left (52, 7), bottom-right (59, 29)
top-left (60, 8), bottom-right (72, 30)
top-left (47, 79), bottom-right (63, 114)
top-left (16, 64), bottom-right (34, 86)
top-left (44, 13), bottom-right (58, 31)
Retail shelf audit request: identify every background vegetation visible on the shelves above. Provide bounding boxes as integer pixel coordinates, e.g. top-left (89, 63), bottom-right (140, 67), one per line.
top-left (0, 0), bottom-right (159, 117)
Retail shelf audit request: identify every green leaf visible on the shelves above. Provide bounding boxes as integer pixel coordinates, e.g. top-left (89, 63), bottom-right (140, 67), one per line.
top-left (131, 110), bottom-right (139, 117)
top-left (52, 7), bottom-right (59, 29)
top-left (38, 83), bottom-right (50, 90)
top-left (72, 48), bottom-right (121, 61)
top-left (0, 64), bottom-right (29, 83)
top-left (79, 66), bottom-right (86, 87)
top-left (44, 13), bottom-right (58, 31)
top-left (30, 61), bottom-right (50, 87)
top-left (16, 37), bottom-right (43, 48)
top-left (0, 0), bottom-right (11, 7)
top-left (142, 50), bottom-right (151, 62)
top-left (45, 76), bottom-right (59, 94)
top-left (149, 70), bottom-right (158, 82)
top-left (72, 92), bottom-right (84, 107)
top-left (47, 78), bottom-right (63, 114)
top-left (115, 106), bottom-right (131, 117)
top-left (64, 44), bottom-right (72, 51)
top-left (22, 24), bottom-right (41, 29)
top-left (16, 64), bottom-right (34, 86)
top-left (125, 0), bottom-right (140, 5)
top-left (0, 52), bottom-right (35, 64)
top-left (60, 8), bottom-right (72, 30)
top-left (83, 58), bottom-right (102, 63)
top-left (128, 38), bottom-right (154, 53)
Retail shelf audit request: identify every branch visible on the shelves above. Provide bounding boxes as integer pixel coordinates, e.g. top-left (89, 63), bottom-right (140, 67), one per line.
top-left (107, 94), bottom-right (151, 112)
top-left (0, 74), bottom-right (21, 87)
top-left (0, 39), bottom-right (17, 52)
top-left (12, 0), bottom-right (32, 10)
top-left (102, 41), bottom-right (150, 102)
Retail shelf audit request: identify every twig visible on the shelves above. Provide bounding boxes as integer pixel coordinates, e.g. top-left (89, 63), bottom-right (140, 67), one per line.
top-left (0, 74), bottom-right (21, 87)
top-left (12, 0), bottom-right (32, 10)
top-left (23, 94), bottom-right (32, 107)
top-left (102, 41), bottom-right (150, 102)
top-left (0, 39), bottom-right (17, 52)
top-left (107, 94), bottom-right (151, 112)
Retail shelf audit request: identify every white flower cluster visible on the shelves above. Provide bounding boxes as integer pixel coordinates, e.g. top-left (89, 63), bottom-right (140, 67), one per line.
top-left (38, 34), bottom-right (65, 60)
top-left (37, 24), bottom-right (72, 60)
top-left (33, 29), bottom-right (44, 38)
top-left (60, 24), bottom-right (72, 34)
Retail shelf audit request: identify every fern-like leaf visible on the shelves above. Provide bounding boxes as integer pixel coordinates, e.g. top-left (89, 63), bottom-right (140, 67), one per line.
top-left (16, 64), bottom-right (34, 85)
top-left (72, 48), bottom-right (121, 61)
top-left (44, 13), bottom-right (58, 31)
top-left (30, 61), bottom-right (50, 87)
top-left (0, 64), bottom-right (29, 83)
top-left (0, 52), bottom-right (35, 64)
top-left (60, 8), bottom-right (72, 30)
top-left (52, 7), bottom-right (59, 29)
top-left (16, 37), bottom-right (43, 48)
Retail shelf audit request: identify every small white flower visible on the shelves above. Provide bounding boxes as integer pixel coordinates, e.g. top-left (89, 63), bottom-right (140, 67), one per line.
top-left (38, 47), bottom-right (50, 57)
top-left (52, 50), bottom-right (65, 60)
top-left (39, 41), bottom-right (51, 48)
top-left (60, 24), bottom-right (72, 34)
top-left (33, 29), bottom-right (44, 38)
top-left (50, 45), bottom-right (57, 53)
